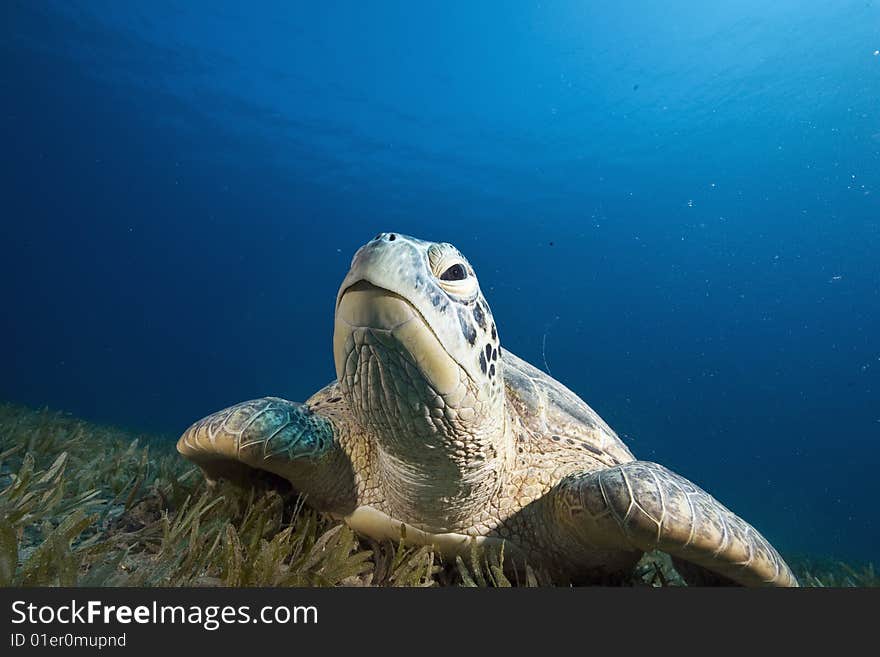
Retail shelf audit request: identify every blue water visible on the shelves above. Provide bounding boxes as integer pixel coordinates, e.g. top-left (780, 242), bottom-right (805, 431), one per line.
top-left (2, 1), bottom-right (878, 563)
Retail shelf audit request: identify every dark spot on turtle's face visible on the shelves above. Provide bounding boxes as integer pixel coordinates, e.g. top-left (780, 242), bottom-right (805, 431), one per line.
top-left (491, 347), bottom-right (497, 362)
top-left (581, 443), bottom-right (606, 456)
top-left (473, 304), bottom-right (486, 330)
top-left (489, 363), bottom-right (495, 378)
top-left (327, 397), bottom-right (341, 403)
top-left (430, 292), bottom-right (442, 307)
top-left (458, 309), bottom-right (477, 345)
top-left (479, 351), bottom-right (487, 374)
top-left (491, 323), bottom-right (497, 341)
top-left (551, 435), bottom-right (560, 441)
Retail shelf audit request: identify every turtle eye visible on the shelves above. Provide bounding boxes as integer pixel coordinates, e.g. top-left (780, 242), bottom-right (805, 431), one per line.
top-left (440, 263), bottom-right (467, 281)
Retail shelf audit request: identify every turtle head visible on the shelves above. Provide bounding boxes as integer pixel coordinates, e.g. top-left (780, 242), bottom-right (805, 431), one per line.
top-left (333, 233), bottom-right (508, 528)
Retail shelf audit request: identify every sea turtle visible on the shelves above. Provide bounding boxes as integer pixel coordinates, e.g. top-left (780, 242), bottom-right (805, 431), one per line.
top-left (178, 233), bottom-right (797, 586)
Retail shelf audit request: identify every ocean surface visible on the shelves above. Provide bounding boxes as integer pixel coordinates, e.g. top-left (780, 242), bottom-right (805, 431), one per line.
top-left (2, 1), bottom-right (878, 564)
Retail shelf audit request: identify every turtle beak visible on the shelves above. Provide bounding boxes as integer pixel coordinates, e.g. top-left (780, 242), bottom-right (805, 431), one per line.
top-left (335, 282), bottom-right (416, 333)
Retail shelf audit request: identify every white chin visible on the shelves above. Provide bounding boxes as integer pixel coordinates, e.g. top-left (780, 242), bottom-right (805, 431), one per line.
top-left (334, 283), bottom-right (460, 395)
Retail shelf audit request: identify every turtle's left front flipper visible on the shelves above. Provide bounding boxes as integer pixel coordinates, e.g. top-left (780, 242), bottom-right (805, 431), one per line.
top-left (177, 397), bottom-right (356, 512)
top-left (551, 461), bottom-right (798, 587)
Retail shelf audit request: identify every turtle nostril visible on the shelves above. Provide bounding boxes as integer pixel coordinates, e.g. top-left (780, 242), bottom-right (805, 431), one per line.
top-left (389, 233), bottom-right (396, 241)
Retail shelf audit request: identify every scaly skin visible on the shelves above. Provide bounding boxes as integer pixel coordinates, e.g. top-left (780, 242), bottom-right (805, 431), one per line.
top-left (552, 462), bottom-right (798, 586)
top-left (177, 395), bottom-right (358, 514)
top-left (178, 233), bottom-right (798, 586)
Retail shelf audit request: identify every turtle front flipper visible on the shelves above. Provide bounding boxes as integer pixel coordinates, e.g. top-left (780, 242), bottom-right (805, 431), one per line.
top-left (551, 461), bottom-right (798, 587)
top-left (177, 397), bottom-right (356, 513)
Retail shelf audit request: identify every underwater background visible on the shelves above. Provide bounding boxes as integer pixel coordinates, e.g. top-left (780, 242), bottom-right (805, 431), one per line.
top-left (1, 1), bottom-right (878, 566)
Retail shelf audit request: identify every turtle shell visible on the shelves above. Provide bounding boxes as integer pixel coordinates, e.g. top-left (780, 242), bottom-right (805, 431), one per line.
top-left (501, 350), bottom-right (635, 468)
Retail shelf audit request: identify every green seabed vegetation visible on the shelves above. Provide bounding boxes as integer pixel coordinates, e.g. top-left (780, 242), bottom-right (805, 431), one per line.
top-left (0, 402), bottom-right (875, 588)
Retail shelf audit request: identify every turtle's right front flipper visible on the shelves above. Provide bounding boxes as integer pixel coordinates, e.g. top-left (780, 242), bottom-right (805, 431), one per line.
top-left (177, 397), bottom-right (356, 512)
top-left (552, 461), bottom-right (798, 587)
